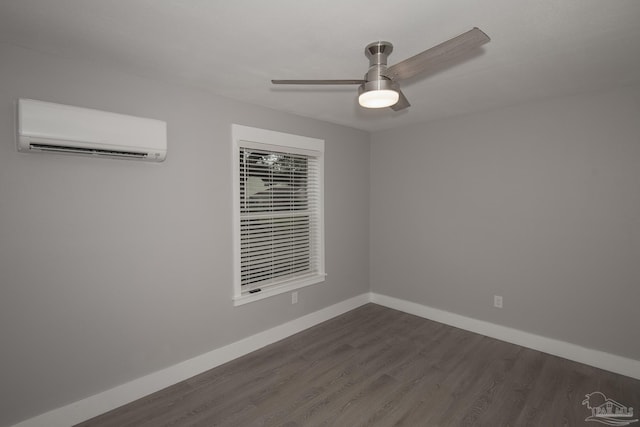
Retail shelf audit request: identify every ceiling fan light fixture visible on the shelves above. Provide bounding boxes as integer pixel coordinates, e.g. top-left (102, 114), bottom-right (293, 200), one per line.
top-left (358, 80), bottom-right (399, 109)
top-left (359, 89), bottom-right (399, 109)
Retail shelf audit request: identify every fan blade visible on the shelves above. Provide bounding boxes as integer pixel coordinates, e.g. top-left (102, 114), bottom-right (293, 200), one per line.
top-left (390, 89), bottom-right (410, 111)
top-left (384, 27), bottom-right (490, 81)
top-left (272, 79), bottom-right (365, 85)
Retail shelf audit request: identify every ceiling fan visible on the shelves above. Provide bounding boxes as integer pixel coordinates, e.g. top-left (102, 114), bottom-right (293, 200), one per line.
top-left (272, 27), bottom-right (490, 111)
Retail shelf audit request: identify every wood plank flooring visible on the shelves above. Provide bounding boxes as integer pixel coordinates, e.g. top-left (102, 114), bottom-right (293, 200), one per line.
top-left (75, 304), bottom-right (640, 426)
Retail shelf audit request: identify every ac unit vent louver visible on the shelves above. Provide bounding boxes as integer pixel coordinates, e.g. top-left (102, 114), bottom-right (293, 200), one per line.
top-left (29, 143), bottom-right (150, 159)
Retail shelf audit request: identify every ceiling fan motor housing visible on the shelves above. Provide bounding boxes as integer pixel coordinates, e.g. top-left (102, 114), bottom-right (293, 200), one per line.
top-left (364, 41), bottom-right (394, 83)
top-left (358, 79), bottom-right (399, 96)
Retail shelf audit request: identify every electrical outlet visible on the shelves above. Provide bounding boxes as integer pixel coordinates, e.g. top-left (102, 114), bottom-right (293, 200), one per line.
top-left (494, 295), bottom-right (503, 308)
top-left (292, 291), bottom-right (298, 304)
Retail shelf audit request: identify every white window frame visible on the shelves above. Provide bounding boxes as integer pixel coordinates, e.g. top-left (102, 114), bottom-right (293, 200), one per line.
top-left (232, 124), bottom-right (325, 306)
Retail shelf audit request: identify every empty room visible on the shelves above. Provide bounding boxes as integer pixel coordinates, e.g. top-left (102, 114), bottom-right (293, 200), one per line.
top-left (1, 1), bottom-right (639, 426)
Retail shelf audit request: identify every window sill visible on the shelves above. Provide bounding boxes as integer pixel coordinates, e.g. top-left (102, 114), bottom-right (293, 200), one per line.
top-left (233, 273), bottom-right (326, 306)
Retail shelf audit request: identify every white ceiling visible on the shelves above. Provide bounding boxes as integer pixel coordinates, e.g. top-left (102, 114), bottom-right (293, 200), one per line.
top-left (1, 0), bottom-right (639, 132)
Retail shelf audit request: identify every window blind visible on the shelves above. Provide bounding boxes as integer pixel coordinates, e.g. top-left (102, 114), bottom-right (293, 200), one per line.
top-left (239, 146), bottom-right (321, 292)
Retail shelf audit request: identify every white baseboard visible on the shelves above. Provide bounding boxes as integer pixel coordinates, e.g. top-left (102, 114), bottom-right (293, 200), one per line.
top-left (12, 293), bottom-right (371, 427)
top-left (370, 292), bottom-right (640, 380)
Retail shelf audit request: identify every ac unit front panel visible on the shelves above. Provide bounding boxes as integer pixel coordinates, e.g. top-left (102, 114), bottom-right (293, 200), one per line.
top-left (17, 99), bottom-right (167, 161)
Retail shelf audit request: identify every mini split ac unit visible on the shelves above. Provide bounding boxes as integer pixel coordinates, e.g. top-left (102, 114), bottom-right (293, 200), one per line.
top-left (17, 99), bottom-right (167, 162)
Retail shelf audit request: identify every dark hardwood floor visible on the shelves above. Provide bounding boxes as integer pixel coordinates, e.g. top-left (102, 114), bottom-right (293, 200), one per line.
top-left (75, 304), bottom-right (640, 426)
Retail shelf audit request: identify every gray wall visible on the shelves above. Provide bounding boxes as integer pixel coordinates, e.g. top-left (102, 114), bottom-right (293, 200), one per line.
top-left (0, 43), bottom-right (370, 427)
top-left (371, 86), bottom-right (640, 361)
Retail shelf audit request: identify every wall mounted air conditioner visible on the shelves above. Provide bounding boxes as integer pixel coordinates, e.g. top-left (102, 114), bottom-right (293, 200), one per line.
top-left (17, 98), bottom-right (167, 162)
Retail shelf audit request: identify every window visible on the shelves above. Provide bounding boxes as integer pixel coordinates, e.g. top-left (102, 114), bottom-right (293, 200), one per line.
top-left (232, 125), bottom-right (325, 305)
